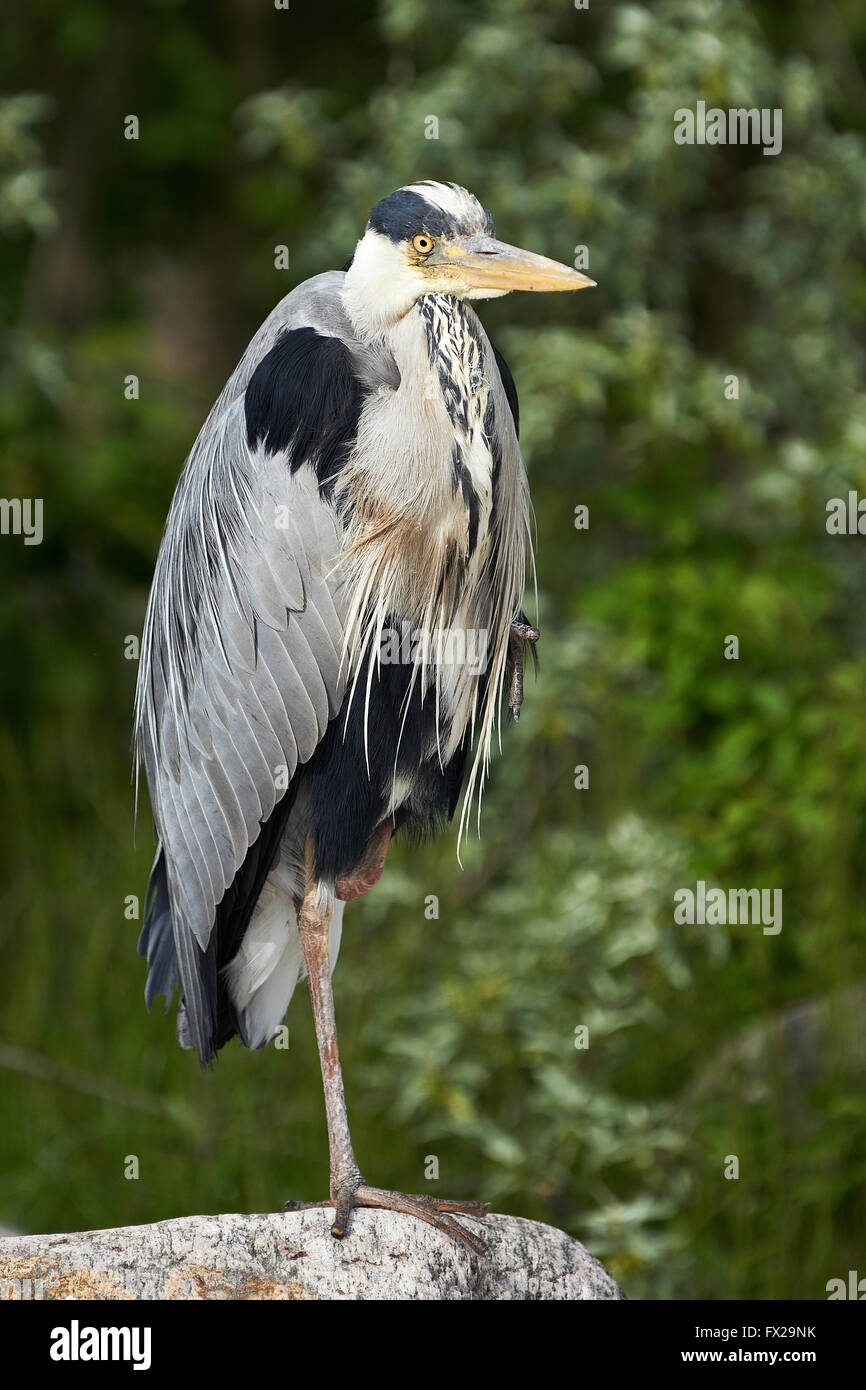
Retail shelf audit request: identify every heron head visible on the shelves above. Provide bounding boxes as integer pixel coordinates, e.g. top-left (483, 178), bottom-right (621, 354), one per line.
top-left (343, 181), bottom-right (594, 336)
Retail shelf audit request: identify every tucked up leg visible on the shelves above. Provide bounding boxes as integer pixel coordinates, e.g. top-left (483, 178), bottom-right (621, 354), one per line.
top-left (507, 619), bottom-right (540, 721)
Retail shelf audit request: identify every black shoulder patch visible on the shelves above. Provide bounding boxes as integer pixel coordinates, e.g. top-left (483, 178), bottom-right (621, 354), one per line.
top-left (491, 343), bottom-right (519, 437)
top-left (244, 327), bottom-right (364, 497)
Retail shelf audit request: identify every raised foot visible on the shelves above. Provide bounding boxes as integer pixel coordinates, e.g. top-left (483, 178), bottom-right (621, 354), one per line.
top-left (507, 620), bottom-right (540, 722)
top-left (284, 1183), bottom-right (489, 1257)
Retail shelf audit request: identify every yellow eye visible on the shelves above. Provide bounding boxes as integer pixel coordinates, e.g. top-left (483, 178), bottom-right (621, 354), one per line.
top-left (412, 233), bottom-right (434, 256)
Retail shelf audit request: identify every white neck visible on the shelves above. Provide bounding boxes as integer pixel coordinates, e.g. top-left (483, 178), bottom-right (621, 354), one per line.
top-left (342, 230), bottom-right (421, 341)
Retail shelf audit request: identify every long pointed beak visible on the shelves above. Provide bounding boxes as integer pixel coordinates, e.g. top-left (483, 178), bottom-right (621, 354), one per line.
top-left (437, 234), bottom-right (595, 294)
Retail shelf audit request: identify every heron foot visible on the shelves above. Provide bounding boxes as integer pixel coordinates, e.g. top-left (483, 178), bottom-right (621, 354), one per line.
top-left (507, 620), bottom-right (540, 721)
top-left (284, 1180), bottom-right (489, 1256)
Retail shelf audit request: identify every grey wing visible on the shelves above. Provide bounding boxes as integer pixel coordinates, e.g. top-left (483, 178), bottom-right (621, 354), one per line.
top-left (134, 398), bottom-right (348, 1063)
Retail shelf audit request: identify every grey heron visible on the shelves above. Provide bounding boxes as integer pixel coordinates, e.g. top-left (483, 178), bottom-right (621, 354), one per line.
top-left (134, 181), bottom-right (594, 1253)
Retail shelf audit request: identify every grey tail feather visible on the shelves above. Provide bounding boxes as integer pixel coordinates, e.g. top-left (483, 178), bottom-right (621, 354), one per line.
top-left (138, 845), bottom-right (180, 1016)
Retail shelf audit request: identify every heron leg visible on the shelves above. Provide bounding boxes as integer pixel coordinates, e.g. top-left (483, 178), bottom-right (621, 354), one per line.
top-left (294, 885), bottom-right (362, 1232)
top-left (288, 880), bottom-right (489, 1256)
top-left (507, 620), bottom-right (540, 721)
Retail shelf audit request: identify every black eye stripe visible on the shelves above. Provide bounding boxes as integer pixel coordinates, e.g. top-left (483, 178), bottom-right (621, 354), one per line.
top-left (368, 188), bottom-right (495, 243)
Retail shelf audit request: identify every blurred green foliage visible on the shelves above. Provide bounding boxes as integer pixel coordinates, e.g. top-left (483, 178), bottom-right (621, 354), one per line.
top-left (1, 0), bottom-right (865, 1298)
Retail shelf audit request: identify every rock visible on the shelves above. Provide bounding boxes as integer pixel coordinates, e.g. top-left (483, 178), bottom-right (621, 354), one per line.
top-left (0, 1209), bottom-right (624, 1301)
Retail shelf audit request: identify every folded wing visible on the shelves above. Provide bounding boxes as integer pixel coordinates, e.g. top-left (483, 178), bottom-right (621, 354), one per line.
top-left (135, 282), bottom-right (368, 1062)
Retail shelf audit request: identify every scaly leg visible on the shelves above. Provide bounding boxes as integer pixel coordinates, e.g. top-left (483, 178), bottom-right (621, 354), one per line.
top-left (507, 619), bottom-right (540, 721)
top-left (286, 883), bottom-right (488, 1256)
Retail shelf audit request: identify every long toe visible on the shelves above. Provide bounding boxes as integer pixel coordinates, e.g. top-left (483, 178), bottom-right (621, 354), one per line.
top-left (282, 1185), bottom-right (489, 1256)
top-left (352, 1184), bottom-right (489, 1257)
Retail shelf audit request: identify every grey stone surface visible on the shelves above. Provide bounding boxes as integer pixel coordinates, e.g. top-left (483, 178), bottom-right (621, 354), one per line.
top-left (0, 1209), bottom-right (625, 1301)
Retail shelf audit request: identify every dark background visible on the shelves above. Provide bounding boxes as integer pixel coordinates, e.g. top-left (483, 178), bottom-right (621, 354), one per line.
top-left (1, 0), bottom-right (865, 1299)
